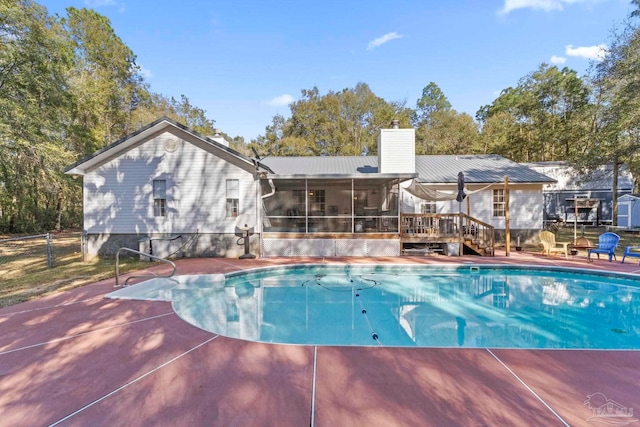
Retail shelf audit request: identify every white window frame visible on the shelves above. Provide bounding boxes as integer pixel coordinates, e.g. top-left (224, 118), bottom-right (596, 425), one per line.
top-left (153, 179), bottom-right (166, 217)
top-left (226, 179), bottom-right (240, 217)
top-left (420, 202), bottom-right (437, 214)
top-left (493, 189), bottom-right (505, 217)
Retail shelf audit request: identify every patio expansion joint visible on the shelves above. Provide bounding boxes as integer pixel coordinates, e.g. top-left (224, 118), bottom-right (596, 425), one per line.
top-left (310, 346), bottom-right (318, 427)
top-left (46, 334), bottom-right (220, 427)
top-left (485, 348), bottom-right (570, 427)
top-left (0, 311), bottom-right (175, 356)
top-left (0, 295), bottom-right (104, 317)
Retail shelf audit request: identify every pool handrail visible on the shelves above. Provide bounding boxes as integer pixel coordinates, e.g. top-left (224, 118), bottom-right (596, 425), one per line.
top-left (115, 247), bottom-right (177, 287)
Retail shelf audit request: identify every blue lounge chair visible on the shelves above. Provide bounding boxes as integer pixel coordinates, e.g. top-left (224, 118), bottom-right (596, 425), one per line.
top-left (587, 232), bottom-right (620, 262)
top-left (622, 246), bottom-right (640, 265)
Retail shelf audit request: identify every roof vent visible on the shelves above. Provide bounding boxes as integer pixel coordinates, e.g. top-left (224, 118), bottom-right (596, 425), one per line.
top-left (390, 119), bottom-right (400, 129)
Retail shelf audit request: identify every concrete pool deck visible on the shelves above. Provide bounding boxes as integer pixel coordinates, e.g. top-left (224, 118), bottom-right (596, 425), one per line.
top-left (1, 250), bottom-right (640, 426)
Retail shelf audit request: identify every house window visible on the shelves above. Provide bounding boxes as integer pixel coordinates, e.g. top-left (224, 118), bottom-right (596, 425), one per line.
top-left (420, 202), bottom-right (436, 214)
top-left (292, 190), bottom-right (306, 216)
top-left (226, 179), bottom-right (239, 217)
top-left (493, 189), bottom-right (505, 217)
top-left (153, 179), bottom-right (166, 217)
top-left (309, 189), bottom-right (325, 215)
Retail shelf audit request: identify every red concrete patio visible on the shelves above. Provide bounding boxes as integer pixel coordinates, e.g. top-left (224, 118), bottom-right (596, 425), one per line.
top-left (1, 250), bottom-right (640, 426)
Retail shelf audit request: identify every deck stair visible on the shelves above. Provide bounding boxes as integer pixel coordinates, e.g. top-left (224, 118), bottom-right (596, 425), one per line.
top-left (400, 213), bottom-right (495, 256)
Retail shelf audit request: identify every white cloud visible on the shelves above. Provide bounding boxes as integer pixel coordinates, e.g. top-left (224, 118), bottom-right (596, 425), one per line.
top-left (566, 43), bottom-right (608, 60)
top-left (138, 64), bottom-right (153, 80)
top-left (267, 94), bottom-right (294, 107)
top-left (499, 0), bottom-right (583, 15)
top-left (367, 32), bottom-right (404, 51)
top-left (550, 55), bottom-right (567, 64)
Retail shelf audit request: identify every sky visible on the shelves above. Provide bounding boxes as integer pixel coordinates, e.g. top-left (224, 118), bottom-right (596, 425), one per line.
top-left (41, 0), bottom-right (635, 142)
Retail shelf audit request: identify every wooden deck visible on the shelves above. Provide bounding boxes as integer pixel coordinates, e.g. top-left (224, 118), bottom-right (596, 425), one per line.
top-left (400, 213), bottom-right (495, 256)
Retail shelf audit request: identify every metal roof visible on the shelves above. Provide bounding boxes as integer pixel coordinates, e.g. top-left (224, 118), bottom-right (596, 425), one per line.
top-left (263, 154), bottom-right (555, 184)
top-left (523, 161), bottom-right (634, 191)
top-left (261, 156), bottom-right (379, 175)
top-left (415, 155), bottom-right (555, 183)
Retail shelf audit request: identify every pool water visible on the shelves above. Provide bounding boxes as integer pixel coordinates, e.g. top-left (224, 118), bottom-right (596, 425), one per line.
top-left (108, 265), bottom-right (640, 349)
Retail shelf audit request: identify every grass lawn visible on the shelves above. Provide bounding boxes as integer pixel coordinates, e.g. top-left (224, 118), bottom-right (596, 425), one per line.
top-left (524, 224), bottom-right (640, 256)
top-left (0, 232), bottom-right (147, 308)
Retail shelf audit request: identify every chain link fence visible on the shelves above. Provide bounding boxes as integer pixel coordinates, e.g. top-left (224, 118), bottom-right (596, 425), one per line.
top-left (0, 233), bottom-right (55, 269)
top-left (0, 232), bottom-right (84, 281)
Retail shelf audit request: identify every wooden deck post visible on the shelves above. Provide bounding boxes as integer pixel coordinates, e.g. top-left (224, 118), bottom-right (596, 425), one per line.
top-left (505, 176), bottom-right (510, 257)
top-left (466, 193), bottom-right (470, 216)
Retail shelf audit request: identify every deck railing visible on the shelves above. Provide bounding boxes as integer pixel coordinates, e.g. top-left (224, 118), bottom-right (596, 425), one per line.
top-left (400, 213), bottom-right (495, 255)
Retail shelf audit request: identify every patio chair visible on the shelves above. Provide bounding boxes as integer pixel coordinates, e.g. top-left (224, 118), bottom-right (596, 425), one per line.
top-left (587, 232), bottom-right (620, 262)
top-left (539, 230), bottom-right (570, 258)
top-left (622, 246), bottom-right (640, 265)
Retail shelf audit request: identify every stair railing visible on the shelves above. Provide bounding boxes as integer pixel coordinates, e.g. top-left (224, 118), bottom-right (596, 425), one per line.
top-left (115, 247), bottom-right (177, 287)
top-left (400, 213), bottom-right (496, 256)
top-left (460, 213), bottom-right (495, 255)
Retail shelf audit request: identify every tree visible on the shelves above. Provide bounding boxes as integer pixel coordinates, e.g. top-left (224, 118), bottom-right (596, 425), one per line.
top-left (250, 114), bottom-right (304, 157)
top-left (0, 0), bottom-right (77, 232)
top-left (478, 64), bottom-right (591, 162)
top-left (259, 83), bottom-right (412, 156)
top-left (0, 1), bottom-right (222, 233)
top-left (417, 110), bottom-right (480, 155)
top-left (63, 7), bottom-right (148, 154)
top-left (413, 82), bottom-right (451, 127)
top-left (413, 83), bottom-right (479, 154)
top-left (577, 7), bottom-right (640, 224)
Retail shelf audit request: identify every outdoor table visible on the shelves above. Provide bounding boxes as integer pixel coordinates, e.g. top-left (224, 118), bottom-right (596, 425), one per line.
top-left (570, 238), bottom-right (594, 259)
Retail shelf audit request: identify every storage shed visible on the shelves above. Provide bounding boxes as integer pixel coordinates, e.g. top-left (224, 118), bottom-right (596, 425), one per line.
top-left (617, 194), bottom-right (640, 228)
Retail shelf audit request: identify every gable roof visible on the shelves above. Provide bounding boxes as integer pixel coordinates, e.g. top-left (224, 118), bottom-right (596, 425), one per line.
top-left (618, 194), bottom-right (640, 201)
top-left (64, 116), bottom-right (273, 175)
top-left (263, 154), bottom-right (554, 184)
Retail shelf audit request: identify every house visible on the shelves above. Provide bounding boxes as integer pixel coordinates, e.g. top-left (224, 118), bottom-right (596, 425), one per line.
top-left (64, 117), bottom-right (271, 258)
top-left (524, 161), bottom-right (634, 226)
top-left (65, 117), bottom-right (555, 258)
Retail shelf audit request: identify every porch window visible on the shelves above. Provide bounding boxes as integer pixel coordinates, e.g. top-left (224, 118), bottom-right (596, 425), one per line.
top-left (309, 189), bottom-right (325, 215)
top-left (226, 179), bottom-right (239, 217)
top-left (420, 202), bottom-right (436, 214)
top-left (153, 179), bottom-right (166, 217)
top-left (493, 189), bottom-right (505, 217)
top-left (292, 190), bottom-right (306, 216)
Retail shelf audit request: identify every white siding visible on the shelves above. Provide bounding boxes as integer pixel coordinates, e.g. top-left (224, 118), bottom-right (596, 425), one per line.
top-left (400, 184), bottom-right (544, 230)
top-left (377, 129), bottom-right (415, 174)
top-left (84, 131), bottom-right (256, 235)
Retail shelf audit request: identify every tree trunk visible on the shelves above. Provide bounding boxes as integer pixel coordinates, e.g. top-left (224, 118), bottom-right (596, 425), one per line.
top-left (55, 192), bottom-right (63, 232)
top-left (612, 158), bottom-right (619, 227)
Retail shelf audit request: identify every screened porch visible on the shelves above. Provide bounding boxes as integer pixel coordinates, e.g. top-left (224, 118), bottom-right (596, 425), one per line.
top-left (261, 178), bottom-right (402, 234)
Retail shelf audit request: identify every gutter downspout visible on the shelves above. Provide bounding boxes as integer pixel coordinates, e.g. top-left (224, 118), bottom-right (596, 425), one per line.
top-left (259, 178), bottom-right (276, 257)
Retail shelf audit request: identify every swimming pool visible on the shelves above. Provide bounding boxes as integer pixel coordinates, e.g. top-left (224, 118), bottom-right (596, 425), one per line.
top-left (108, 264), bottom-right (640, 350)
